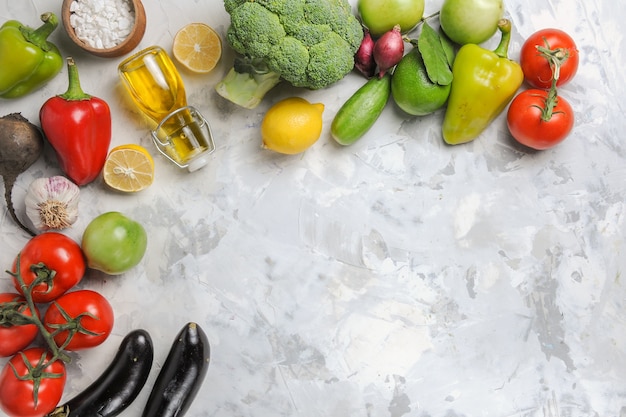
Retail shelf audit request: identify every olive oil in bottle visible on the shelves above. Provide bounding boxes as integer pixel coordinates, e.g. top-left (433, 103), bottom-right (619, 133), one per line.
top-left (118, 46), bottom-right (214, 171)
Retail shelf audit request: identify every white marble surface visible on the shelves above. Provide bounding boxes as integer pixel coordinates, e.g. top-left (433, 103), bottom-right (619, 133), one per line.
top-left (1, 0), bottom-right (625, 416)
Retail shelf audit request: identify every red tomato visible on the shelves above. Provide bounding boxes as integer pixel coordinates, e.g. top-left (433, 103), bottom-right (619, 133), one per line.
top-left (0, 348), bottom-right (66, 417)
top-left (43, 289), bottom-right (114, 350)
top-left (520, 28), bottom-right (579, 89)
top-left (507, 89), bottom-right (575, 150)
top-left (12, 232), bottom-right (86, 303)
top-left (0, 293), bottom-right (39, 357)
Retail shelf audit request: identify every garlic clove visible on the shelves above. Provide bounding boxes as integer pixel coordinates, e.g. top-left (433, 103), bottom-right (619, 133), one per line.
top-left (25, 176), bottom-right (80, 231)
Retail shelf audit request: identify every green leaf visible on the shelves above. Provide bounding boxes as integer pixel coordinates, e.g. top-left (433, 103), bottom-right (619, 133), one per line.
top-left (417, 23), bottom-right (453, 86)
top-left (438, 27), bottom-right (456, 67)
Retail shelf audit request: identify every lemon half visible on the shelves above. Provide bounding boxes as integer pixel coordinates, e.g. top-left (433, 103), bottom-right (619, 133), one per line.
top-left (172, 23), bottom-right (222, 74)
top-left (103, 144), bottom-right (155, 192)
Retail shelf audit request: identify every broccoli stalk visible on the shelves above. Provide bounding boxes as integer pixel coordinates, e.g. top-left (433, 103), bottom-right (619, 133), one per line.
top-left (215, 56), bottom-right (282, 109)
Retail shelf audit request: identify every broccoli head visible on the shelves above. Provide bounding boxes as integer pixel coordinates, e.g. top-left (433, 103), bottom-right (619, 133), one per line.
top-left (216, 0), bottom-right (364, 109)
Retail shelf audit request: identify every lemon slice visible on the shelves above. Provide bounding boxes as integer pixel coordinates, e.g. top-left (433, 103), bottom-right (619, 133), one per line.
top-left (103, 144), bottom-right (155, 192)
top-left (172, 23), bottom-right (222, 74)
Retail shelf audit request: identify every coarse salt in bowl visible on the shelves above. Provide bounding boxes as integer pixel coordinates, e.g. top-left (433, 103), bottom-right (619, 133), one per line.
top-left (62, 0), bottom-right (146, 58)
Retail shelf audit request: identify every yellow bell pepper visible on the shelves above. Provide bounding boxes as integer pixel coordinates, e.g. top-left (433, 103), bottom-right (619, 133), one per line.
top-left (442, 19), bottom-right (523, 145)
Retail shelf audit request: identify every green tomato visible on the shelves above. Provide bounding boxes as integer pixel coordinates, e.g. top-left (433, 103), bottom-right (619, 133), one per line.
top-left (82, 212), bottom-right (147, 275)
top-left (358, 0), bottom-right (425, 37)
top-left (439, 0), bottom-right (503, 45)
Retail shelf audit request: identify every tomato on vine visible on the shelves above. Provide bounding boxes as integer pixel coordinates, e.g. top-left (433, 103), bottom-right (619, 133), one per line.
top-left (11, 232), bottom-right (86, 303)
top-left (44, 290), bottom-right (114, 350)
top-left (507, 88), bottom-right (574, 150)
top-left (520, 28), bottom-right (579, 89)
top-left (0, 348), bottom-right (66, 417)
top-left (0, 293), bottom-right (39, 357)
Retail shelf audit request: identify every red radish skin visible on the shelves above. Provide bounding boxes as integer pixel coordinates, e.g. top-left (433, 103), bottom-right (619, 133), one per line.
top-left (355, 29), bottom-right (376, 78)
top-left (373, 24), bottom-right (404, 77)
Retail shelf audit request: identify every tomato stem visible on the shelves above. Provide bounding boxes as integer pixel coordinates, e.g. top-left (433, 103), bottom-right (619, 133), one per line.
top-left (29, 262), bottom-right (57, 294)
top-left (8, 350), bottom-right (65, 408)
top-left (46, 302), bottom-right (104, 350)
top-left (536, 37), bottom-right (571, 83)
top-left (539, 75), bottom-right (561, 122)
top-left (7, 254), bottom-right (71, 364)
top-left (533, 37), bottom-right (570, 123)
top-left (0, 298), bottom-right (37, 326)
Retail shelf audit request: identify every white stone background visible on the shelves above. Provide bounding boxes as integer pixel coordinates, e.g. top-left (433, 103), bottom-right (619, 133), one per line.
top-left (0, 0), bottom-right (625, 416)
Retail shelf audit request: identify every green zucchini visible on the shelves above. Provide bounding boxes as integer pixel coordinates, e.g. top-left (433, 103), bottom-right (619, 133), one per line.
top-left (331, 73), bottom-right (391, 146)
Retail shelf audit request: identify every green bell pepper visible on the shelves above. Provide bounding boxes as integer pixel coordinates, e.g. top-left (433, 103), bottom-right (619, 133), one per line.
top-left (442, 19), bottom-right (523, 145)
top-left (0, 12), bottom-right (63, 99)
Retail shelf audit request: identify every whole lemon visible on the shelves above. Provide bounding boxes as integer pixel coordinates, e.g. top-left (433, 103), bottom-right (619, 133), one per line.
top-left (261, 97), bottom-right (324, 154)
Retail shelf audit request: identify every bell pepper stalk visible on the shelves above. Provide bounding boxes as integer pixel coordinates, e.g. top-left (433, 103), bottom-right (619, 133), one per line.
top-left (0, 12), bottom-right (63, 99)
top-left (442, 19), bottom-right (524, 145)
top-left (40, 57), bottom-right (112, 186)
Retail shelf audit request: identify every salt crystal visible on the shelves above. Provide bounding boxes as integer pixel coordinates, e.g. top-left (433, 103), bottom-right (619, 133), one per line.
top-left (70, 0), bottom-right (136, 49)
top-left (118, 17), bottom-right (130, 30)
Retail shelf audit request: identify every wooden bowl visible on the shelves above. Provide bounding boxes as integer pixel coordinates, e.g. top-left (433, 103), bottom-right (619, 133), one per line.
top-left (61, 0), bottom-right (146, 58)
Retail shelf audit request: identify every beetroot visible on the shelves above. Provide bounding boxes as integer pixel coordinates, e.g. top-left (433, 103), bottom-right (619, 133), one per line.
top-left (0, 113), bottom-right (43, 236)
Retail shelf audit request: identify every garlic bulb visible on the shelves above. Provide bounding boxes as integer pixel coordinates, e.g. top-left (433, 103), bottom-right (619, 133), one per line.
top-left (25, 176), bottom-right (80, 231)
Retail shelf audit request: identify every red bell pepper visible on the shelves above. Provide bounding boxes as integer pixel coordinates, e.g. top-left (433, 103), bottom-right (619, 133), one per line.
top-left (40, 57), bottom-right (111, 186)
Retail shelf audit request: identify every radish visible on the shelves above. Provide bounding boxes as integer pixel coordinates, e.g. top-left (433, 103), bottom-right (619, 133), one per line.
top-left (373, 24), bottom-right (404, 77)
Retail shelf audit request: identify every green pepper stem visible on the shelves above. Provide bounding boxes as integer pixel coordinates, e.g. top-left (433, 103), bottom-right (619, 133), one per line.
top-left (59, 57), bottom-right (92, 101)
top-left (493, 19), bottom-right (513, 59)
top-left (20, 12), bottom-right (58, 53)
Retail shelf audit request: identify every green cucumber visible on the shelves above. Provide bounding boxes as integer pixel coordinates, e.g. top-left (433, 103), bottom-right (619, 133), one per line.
top-left (331, 73), bottom-right (391, 146)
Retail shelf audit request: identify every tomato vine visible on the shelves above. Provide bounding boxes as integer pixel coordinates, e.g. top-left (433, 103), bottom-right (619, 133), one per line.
top-left (6, 253), bottom-right (72, 363)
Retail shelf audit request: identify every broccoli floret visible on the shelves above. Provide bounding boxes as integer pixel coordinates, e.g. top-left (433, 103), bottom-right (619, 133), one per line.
top-left (306, 32), bottom-right (355, 89)
top-left (215, 0), bottom-right (363, 109)
top-left (267, 37), bottom-right (310, 87)
top-left (223, 0), bottom-right (245, 14)
top-left (291, 23), bottom-right (333, 46)
top-left (228, 2), bottom-right (286, 58)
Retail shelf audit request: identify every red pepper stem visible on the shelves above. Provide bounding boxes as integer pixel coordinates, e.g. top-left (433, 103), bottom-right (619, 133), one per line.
top-left (59, 57), bottom-right (92, 101)
top-left (20, 12), bottom-right (58, 53)
top-left (493, 19), bottom-right (513, 59)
